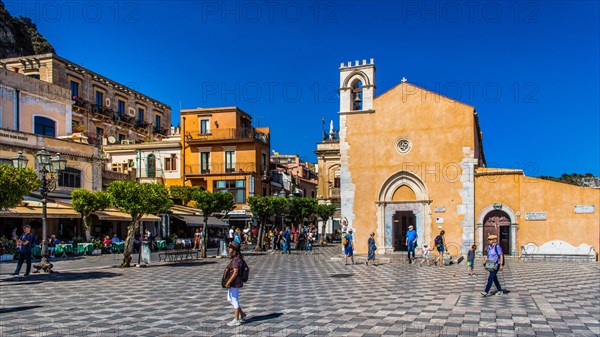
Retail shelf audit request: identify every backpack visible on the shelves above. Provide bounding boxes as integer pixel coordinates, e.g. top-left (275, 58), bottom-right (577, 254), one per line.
top-left (240, 259), bottom-right (250, 282)
top-left (434, 235), bottom-right (442, 246)
top-left (342, 236), bottom-right (348, 246)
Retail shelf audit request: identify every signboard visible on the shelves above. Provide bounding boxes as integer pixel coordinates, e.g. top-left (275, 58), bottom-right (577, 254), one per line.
top-left (435, 207), bottom-right (445, 213)
top-left (525, 212), bottom-right (547, 221)
top-left (574, 205), bottom-right (595, 214)
top-left (436, 217), bottom-right (444, 224)
top-left (229, 210), bottom-right (247, 215)
top-left (141, 242), bottom-right (151, 264)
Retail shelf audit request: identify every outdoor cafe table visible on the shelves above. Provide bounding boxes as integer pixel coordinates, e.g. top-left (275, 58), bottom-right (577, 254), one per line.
top-left (156, 240), bottom-right (166, 250)
top-left (77, 243), bottom-right (94, 255)
top-left (112, 241), bottom-right (125, 253)
top-left (55, 244), bottom-right (73, 257)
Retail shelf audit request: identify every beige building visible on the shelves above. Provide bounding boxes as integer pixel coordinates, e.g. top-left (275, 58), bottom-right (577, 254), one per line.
top-left (0, 53), bottom-right (171, 145)
top-left (314, 124), bottom-right (341, 239)
top-left (332, 59), bottom-right (599, 259)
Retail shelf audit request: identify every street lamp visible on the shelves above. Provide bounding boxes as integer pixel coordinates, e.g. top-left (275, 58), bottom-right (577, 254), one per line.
top-left (11, 151), bottom-right (29, 169)
top-left (35, 148), bottom-right (67, 271)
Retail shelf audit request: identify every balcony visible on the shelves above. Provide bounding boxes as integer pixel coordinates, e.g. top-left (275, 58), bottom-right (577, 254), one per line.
top-left (185, 127), bottom-right (269, 145)
top-left (136, 120), bottom-right (150, 129)
top-left (185, 162), bottom-right (258, 176)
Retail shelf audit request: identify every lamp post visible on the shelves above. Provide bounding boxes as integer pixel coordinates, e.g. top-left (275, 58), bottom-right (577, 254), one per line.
top-left (11, 151), bottom-right (29, 169)
top-left (34, 148), bottom-right (67, 270)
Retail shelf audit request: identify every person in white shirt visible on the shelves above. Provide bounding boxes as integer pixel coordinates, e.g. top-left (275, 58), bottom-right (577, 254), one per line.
top-left (228, 227), bottom-right (235, 244)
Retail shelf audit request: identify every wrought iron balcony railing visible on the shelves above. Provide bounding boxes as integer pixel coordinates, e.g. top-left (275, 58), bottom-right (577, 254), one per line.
top-left (185, 162), bottom-right (258, 175)
top-left (185, 127), bottom-right (269, 144)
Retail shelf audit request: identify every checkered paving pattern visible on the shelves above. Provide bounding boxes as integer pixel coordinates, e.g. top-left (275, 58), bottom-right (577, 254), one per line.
top-left (1, 246), bottom-right (598, 336)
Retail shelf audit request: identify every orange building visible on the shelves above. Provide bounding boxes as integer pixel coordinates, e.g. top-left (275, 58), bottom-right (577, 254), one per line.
top-left (180, 107), bottom-right (270, 222)
top-left (335, 59), bottom-right (599, 259)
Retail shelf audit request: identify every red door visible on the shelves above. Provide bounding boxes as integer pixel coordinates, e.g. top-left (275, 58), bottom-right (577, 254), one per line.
top-left (482, 210), bottom-right (510, 255)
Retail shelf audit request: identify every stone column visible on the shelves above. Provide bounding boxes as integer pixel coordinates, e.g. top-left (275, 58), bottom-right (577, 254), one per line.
top-left (510, 223), bottom-right (519, 256)
top-left (476, 223), bottom-right (483, 256)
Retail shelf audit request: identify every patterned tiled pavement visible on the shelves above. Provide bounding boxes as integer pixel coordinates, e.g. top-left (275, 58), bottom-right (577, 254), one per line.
top-left (0, 245), bottom-right (599, 336)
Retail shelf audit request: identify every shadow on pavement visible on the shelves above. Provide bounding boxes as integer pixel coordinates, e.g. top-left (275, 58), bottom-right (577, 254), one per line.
top-left (0, 305), bottom-right (43, 314)
top-left (329, 273), bottom-right (354, 278)
top-left (243, 312), bottom-right (284, 323)
top-left (1, 271), bottom-right (121, 283)
top-left (161, 261), bottom-right (218, 268)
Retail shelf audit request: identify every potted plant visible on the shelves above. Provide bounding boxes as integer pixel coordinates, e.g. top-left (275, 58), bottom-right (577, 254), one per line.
top-left (0, 236), bottom-right (16, 261)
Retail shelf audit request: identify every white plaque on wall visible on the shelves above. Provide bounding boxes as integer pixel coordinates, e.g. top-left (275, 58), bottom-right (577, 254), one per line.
top-left (525, 212), bottom-right (547, 221)
top-left (574, 205), bottom-right (595, 214)
top-left (436, 217), bottom-right (444, 224)
top-left (435, 207), bottom-right (446, 213)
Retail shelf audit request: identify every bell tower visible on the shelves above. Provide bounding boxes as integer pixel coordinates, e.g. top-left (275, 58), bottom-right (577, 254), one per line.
top-left (338, 58), bottom-right (375, 232)
top-left (339, 59), bottom-right (376, 113)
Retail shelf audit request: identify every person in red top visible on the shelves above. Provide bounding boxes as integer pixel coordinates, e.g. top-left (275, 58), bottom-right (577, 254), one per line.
top-left (224, 241), bottom-right (247, 326)
top-left (103, 235), bottom-right (112, 254)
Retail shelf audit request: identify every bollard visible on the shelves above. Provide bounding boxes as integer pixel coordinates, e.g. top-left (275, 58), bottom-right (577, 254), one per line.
top-left (219, 239), bottom-right (228, 256)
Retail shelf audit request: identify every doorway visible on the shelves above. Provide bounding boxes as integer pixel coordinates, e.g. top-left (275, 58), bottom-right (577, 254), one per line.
top-left (483, 210), bottom-right (510, 255)
top-left (393, 211), bottom-right (416, 251)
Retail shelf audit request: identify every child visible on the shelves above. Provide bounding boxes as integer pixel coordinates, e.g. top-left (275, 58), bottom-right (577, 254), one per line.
top-left (419, 243), bottom-right (431, 266)
top-left (467, 244), bottom-right (476, 276)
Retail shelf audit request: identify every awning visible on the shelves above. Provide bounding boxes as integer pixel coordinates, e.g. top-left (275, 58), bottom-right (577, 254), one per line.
top-left (172, 214), bottom-right (228, 227)
top-left (0, 206), bottom-right (81, 219)
top-left (94, 211), bottom-right (161, 222)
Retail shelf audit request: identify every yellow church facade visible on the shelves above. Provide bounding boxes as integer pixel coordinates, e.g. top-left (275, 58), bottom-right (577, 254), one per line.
top-left (336, 59), bottom-right (599, 258)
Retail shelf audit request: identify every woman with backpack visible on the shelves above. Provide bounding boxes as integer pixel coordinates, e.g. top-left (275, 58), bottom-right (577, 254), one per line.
top-left (433, 230), bottom-right (446, 267)
top-left (223, 241), bottom-right (247, 326)
top-left (481, 234), bottom-right (504, 297)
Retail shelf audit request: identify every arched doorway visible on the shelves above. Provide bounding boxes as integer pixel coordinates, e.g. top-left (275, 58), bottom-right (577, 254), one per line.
top-left (147, 154), bottom-right (156, 178)
top-left (482, 210), bottom-right (510, 255)
top-left (377, 171), bottom-right (430, 254)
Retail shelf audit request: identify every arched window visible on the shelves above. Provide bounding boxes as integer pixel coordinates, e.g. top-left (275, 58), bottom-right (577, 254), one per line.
top-left (147, 154), bottom-right (156, 178)
top-left (58, 167), bottom-right (81, 188)
top-left (351, 80), bottom-right (363, 111)
top-left (34, 116), bottom-right (56, 137)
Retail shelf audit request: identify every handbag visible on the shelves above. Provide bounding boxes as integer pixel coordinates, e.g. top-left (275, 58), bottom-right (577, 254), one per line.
top-left (484, 259), bottom-right (498, 271)
top-left (221, 261), bottom-right (232, 288)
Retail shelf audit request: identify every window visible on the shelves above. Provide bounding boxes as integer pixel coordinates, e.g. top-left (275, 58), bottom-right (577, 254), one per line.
top-left (70, 81), bottom-right (79, 98)
top-left (213, 180), bottom-right (246, 204)
top-left (58, 167), bottom-right (81, 188)
top-left (95, 91), bottom-right (103, 106)
top-left (334, 176), bottom-right (340, 188)
top-left (200, 152), bottom-right (210, 174)
top-left (117, 100), bottom-right (125, 116)
top-left (147, 154), bottom-right (156, 178)
top-left (0, 158), bottom-right (12, 166)
top-left (164, 154), bottom-right (176, 171)
top-left (225, 151), bottom-right (235, 173)
top-left (200, 119), bottom-right (209, 134)
top-left (261, 152), bottom-right (267, 174)
top-left (96, 127), bottom-right (104, 137)
top-left (155, 115), bottom-right (162, 131)
top-left (137, 108), bottom-right (144, 123)
top-left (34, 116), bottom-right (56, 137)
top-left (27, 74), bottom-right (40, 79)
top-left (118, 134), bottom-right (125, 142)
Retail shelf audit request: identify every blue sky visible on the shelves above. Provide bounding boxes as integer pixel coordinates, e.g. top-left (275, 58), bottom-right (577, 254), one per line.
top-left (7, 1), bottom-right (599, 176)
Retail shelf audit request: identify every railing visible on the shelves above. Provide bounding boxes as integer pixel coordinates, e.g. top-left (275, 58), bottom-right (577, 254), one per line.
top-left (185, 162), bottom-right (258, 175)
top-left (186, 127), bottom-right (269, 144)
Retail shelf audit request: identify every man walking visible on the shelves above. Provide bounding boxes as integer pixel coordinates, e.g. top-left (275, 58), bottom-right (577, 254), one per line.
top-left (13, 224), bottom-right (34, 276)
top-left (406, 225), bottom-right (417, 263)
top-left (281, 226), bottom-right (291, 254)
top-left (481, 234), bottom-right (504, 297)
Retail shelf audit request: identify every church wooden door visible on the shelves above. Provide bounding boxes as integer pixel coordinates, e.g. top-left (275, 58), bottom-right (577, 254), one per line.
top-left (483, 210), bottom-right (511, 255)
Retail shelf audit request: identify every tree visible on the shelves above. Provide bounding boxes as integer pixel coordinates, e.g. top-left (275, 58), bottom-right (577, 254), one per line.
top-left (287, 197), bottom-right (318, 233)
top-left (190, 189), bottom-right (235, 258)
top-left (316, 204), bottom-right (337, 244)
top-left (107, 181), bottom-right (173, 267)
top-left (0, 164), bottom-right (40, 210)
top-left (248, 196), bottom-right (274, 251)
top-left (71, 189), bottom-right (112, 241)
top-left (169, 185), bottom-right (200, 206)
top-left (271, 196), bottom-right (289, 230)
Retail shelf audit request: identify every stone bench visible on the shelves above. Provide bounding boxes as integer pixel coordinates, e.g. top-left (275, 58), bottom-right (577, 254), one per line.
top-left (158, 249), bottom-right (199, 262)
top-left (521, 240), bottom-right (597, 261)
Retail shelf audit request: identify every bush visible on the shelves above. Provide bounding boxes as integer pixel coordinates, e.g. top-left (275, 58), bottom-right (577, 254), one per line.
top-left (0, 236), bottom-right (16, 255)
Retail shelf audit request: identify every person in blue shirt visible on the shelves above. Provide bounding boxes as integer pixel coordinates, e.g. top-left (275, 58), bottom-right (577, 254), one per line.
top-left (405, 225), bottom-right (418, 263)
top-left (111, 234), bottom-right (121, 244)
top-left (12, 224), bottom-right (34, 276)
top-left (344, 229), bottom-right (354, 265)
top-left (281, 226), bottom-right (291, 254)
top-left (481, 235), bottom-right (504, 297)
